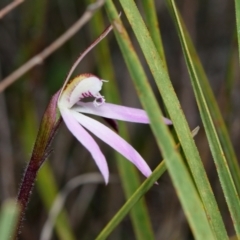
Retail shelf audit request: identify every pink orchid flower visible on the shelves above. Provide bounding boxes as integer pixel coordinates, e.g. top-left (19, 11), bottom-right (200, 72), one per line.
top-left (57, 24), bottom-right (171, 184)
top-left (58, 73), bottom-right (171, 184)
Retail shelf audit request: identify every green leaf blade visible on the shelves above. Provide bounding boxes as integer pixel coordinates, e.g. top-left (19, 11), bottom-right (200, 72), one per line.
top-left (105, 1), bottom-right (215, 239)
top-left (88, 4), bottom-right (155, 239)
top-left (0, 200), bottom-right (19, 240)
top-left (167, 0), bottom-right (240, 237)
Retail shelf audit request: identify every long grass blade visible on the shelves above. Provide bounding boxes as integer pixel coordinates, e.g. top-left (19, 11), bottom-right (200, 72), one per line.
top-left (167, 1), bottom-right (240, 196)
top-left (234, 0), bottom-right (240, 64)
top-left (96, 127), bottom-right (200, 239)
top-left (87, 5), bottom-right (155, 239)
top-left (96, 160), bottom-right (167, 240)
top-left (117, 0), bottom-right (227, 238)
top-left (0, 200), bottom-right (19, 240)
top-left (140, 0), bottom-right (167, 67)
top-left (105, 1), bottom-right (215, 239)
top-left (167, 0), bottom-right (240, 236)
top-left (37, 163), bottom-right (76, 240)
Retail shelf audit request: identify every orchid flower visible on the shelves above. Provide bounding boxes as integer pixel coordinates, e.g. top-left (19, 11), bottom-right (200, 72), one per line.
top-left (57, 24), bottom-right (171, 184)
top-left (58, 73), bottom-right (171, 184)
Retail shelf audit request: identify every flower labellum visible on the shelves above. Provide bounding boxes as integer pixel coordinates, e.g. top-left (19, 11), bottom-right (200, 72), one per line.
top-left (58, 73), bottom-right (171, 184)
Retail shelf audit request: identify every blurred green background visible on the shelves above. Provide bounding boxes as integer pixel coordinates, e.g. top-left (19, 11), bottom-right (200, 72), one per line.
top-left (0, 0), bottom-right (239, 239)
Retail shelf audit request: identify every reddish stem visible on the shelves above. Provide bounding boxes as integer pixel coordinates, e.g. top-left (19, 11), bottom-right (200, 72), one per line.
top-left (15, 92), bottom-right (61, 239)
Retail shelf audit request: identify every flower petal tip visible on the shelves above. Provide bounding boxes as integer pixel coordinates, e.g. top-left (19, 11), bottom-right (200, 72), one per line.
top-left (103, 175), bottom-right (109, 185)
top-left (163, 117), bottom-right (172, 125)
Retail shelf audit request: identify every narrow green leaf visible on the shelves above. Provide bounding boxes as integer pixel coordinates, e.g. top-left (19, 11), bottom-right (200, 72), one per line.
top-left (140, 0), bottom-right (167, 67)
top-left (141, 0), bottom-right (171, 119)
top-left (0, 200), bottom-right (19, 240)
top-left (225, 34), bottom-right (237, 110)
top-left (105, 1), bottom-right (215, 239)
top-left (96, 127), bottom-right (200, 239)
top-left (168, 2), bottom-right (240, 196)
top-left (87, 5), bottom-right (155, 239)
top-left (234, 0), bottom-right (240, 64)
top-left (37, 163), bottom-right (76, 240)
top-left (167, 0), bottom-right (240, 236)
top-left (116, 0), bottom-right (227, 239)
top-left (96, 160), bottom-right (167, 240)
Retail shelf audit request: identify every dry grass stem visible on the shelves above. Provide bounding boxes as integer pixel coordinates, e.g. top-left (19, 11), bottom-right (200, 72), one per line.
top-left (0, 0), bottom-right (105, 93)
top-left (0, 0), bottom-right (24, 19)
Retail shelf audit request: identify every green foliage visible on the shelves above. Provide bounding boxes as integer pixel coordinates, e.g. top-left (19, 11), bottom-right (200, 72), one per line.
top-left (83, 2), bottom-right (155, 239)
top-left (1, 0), bottom-right (240, 239)
top-left (0, 200), bottom-right (19, 240)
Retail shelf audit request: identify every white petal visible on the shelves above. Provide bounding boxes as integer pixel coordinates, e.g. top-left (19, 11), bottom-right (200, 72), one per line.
top-left (71, 110), bottom-right (152, 178)
top-left (59, 108), bottom-right (109, 184)
top-left (58, 75), bottom-right (103, 108)
top-left (69, 76), bottom-right (103, 108)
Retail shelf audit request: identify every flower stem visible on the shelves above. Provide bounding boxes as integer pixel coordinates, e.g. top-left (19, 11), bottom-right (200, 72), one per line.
top-left (15, 92), bottom-right (61, 238)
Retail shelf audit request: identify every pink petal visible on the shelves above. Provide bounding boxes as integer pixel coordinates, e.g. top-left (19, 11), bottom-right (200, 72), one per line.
top-left (71, 110), bottom-right (152, 178)
top-left (73, 102), bottom-right (172, 125)
top-left (60, 108), bottom-right (109, 184)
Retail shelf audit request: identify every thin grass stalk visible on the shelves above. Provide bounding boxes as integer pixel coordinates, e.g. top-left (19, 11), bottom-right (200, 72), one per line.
top-left (0, 200), bottom-right (19, 240)
top-left (117, 0), bottom-right (227, 238)
top-left (234, 0), bottom-right (240, 65)
top-left (87, 5), bottom-right (155, 239)
top-left (37, 163), bottom-right (76, 240)
top-left (140, 0), bottom-right (167, 67)
top-left (105, 1), bottom-right (215, 239)
top-left (96, 160), bottom-right (167, 240)
top-left (96, 127), bottom-right (200, 239)
top-left (167, 2), bottom-right (240, 196)
top-left (224, 34), bottom-right (238, 120)
top-left (167, 0), bottom-right (240, 236)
